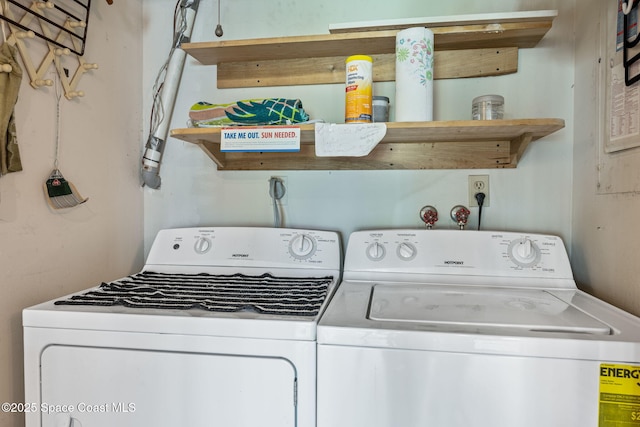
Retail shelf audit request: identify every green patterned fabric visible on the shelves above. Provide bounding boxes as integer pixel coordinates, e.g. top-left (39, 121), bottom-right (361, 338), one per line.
top-left (189, 98), bottom-right (309, 127)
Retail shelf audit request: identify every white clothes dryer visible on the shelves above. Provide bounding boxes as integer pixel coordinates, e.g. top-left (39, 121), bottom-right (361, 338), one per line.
top-left (24, 227), bottom-right (341, 427)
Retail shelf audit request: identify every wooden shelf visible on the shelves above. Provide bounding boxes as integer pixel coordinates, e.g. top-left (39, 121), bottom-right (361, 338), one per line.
top-left (170, 119), bottom-right (565, 171)
top-left (182, 15), bottom-right (554, 63)
top-left (172, 11), bottom-right (562, 171)
top-left (181, 11), bottom-right (556, 88)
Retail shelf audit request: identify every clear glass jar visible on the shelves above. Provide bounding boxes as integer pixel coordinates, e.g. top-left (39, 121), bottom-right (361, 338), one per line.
top-left (372, 96), bottom-right (390, 122)
top-left (472, 95), bottom-right (504, 120)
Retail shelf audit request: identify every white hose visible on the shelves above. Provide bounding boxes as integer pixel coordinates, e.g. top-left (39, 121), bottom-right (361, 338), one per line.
top-left (269, 177), bottom-right (286, 228)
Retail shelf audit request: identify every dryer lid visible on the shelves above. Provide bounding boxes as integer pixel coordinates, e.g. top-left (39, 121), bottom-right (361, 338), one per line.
top-left (368, 284), bottom-right (611, 335)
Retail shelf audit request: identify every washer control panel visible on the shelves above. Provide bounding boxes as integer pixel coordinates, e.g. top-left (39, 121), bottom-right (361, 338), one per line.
top-left (346, 229), bottom-right (573, 280)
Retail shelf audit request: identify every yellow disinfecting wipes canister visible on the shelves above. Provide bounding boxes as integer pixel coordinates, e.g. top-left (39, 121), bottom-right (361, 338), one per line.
top-left (345, 55), bottom-right (373, 123)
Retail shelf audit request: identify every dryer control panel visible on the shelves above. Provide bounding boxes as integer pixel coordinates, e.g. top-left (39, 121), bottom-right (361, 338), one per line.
top-left (145, 227), bottom-right (342, 271)
top-left (345, 229), bottom-right (574, 285)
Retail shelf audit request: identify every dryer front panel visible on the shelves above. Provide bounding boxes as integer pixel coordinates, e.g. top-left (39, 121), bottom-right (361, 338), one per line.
top-left (40, 345), bottom-right (297, 427)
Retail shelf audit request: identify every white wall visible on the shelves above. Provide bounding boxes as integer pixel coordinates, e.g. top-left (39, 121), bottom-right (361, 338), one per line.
top-left (143, 0), bottom-right (575, 260)
top-left (572, 0), bottom-right (640, 316)
top-left (0, 1), bottom-right (144, 426)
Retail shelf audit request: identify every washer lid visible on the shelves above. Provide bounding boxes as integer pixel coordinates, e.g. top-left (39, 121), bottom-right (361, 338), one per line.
top-left (368, 284), bottom-right (612, 335)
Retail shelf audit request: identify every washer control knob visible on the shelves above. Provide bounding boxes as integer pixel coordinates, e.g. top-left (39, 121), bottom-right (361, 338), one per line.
top-left (397, 242), bottom-right (417, 260)
top-left (366, 242), bottom-right (386, 261)
top-left (517, 239), bottom-right (534, 259)
top-left (508, 238), bottom-right (541, 267)
top-left (289, 234), bottom-right (317, 259)
top-left (194, 237), bottom-right (212, 254)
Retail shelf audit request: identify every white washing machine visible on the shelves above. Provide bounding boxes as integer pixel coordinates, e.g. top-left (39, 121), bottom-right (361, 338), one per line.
top-left (23, 227), bottom-right (341, 427)
top-left (317, 229), bottom-right (640, 427)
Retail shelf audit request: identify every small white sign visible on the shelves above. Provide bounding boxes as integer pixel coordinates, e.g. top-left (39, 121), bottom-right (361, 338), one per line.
top-left (220, 126), bottom-right (301, 152)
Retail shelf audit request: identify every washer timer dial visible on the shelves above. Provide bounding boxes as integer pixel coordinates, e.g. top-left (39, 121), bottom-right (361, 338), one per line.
top-left (508, 237), bottom-right (541, 267)
top-left (288, 234), bottom-right (317, 260)
top-left (366, 242), bottom-right (386, 261)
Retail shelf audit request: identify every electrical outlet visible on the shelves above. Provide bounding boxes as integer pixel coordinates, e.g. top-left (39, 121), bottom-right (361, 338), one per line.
top-left (468, 175), bottom-right (489, 207)
top-left (269, 176), bottom-right (288, 206)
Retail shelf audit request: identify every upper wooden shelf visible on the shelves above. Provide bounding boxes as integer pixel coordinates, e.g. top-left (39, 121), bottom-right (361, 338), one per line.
top-left (180, 10), bottom-right (557, 88)
top-left (170, 119), bottom-right (565, 171)
top-left (182, 12), bottom-right (555, 64)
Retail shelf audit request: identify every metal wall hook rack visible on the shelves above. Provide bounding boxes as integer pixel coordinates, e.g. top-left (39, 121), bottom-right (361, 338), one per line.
top-left (1, 0), bottom-right (89, 55)
top-left (0, 0), bottom-right (97, 99)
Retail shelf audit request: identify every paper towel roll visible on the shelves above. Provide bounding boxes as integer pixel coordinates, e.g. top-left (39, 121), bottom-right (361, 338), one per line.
top-left (395, 27), bottom-right (434, 121)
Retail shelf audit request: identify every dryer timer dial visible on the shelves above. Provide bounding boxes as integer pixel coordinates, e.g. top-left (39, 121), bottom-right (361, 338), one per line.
top-left (288, 234), bottom-right (317, 259)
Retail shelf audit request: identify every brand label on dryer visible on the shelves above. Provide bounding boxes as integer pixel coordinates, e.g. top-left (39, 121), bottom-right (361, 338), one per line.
top-left (599, 363), bottom-right (640, 426)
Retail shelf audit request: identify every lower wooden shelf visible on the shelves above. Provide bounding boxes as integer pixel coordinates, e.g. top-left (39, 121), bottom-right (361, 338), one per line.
top-left (169, 119), bottom-right (565, 171)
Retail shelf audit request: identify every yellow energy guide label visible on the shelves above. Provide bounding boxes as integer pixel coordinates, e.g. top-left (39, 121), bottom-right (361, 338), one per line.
top-left (600, 364), bottom-right (640, 426)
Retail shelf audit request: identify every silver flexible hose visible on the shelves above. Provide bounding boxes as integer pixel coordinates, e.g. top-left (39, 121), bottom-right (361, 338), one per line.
top-left (141, 0), bottom-right (200, 189)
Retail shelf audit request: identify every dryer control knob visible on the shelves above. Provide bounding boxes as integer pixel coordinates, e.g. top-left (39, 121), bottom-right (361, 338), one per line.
top-left (194, 237), bottom-right (212, 254)
top-left (289, 234), bottom-right (317, 259)
top-left (366, 242), bottom-right (386, 261)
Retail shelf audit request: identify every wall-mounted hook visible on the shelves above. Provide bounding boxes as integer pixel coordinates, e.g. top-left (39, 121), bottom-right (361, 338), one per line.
top-left (66, 90), bottom-right (85, 99)
top-left (33, 78), bottom-right (53, 87)
top-left (14, 30), bottom-right (35, 40)
top-left (67, 20), bottom-right (86, 29)
top-left (35, 1), bottom-right (55, 11)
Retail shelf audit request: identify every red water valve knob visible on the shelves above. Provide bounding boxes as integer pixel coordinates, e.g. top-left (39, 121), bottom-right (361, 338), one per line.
top-left (450, 205), bottom-right (471, 230)
top-left (419, 205), bottom-right (438, 229)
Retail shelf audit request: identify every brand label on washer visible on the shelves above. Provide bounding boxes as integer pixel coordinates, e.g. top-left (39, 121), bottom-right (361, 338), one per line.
top-left (599, 363), bottom-right (640, 426)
